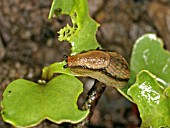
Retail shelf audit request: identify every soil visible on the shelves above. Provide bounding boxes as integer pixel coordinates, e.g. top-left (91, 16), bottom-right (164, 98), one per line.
top-left (0, 0), bottom-right (170, 128)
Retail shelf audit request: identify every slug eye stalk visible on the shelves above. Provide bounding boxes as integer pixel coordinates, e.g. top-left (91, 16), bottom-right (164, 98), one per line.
top-left (63, 64), bottom-right (68, 69)
top-left (63, 55), bottom-right (68, 60)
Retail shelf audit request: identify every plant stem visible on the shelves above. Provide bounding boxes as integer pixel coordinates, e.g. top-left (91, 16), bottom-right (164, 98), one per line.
top-left (76, 80), bottom-right (106, 128)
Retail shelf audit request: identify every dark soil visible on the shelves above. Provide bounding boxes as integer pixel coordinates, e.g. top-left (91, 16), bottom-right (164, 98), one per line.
top-left (1, 0), bottom-right (170, 127)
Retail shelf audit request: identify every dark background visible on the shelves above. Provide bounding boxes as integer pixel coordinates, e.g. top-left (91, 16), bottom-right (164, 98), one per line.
top-left (1, 0), bottom-right (170, 127)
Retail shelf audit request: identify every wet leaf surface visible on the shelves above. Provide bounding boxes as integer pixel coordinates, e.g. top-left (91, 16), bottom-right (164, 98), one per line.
top-left (128, 70), bottom-right (170, 127)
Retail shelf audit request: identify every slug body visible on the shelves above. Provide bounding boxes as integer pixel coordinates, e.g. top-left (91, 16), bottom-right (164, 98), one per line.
top-left (66, 50), bottom-right (130, 88)
top-left (67, 50), bottom-right (110, 69)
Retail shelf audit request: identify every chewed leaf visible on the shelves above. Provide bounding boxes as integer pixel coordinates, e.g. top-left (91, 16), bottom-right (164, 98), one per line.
top-left (49, 0), bottom-right (100, 55)
top-left (130, 34), bottom-right (170, 87)
top-left (127, 70), bottom-right (170, 127)
top-left (1, 75), bottom-right (89, 127)
top-left (58, 24), bottom-right (76, 42)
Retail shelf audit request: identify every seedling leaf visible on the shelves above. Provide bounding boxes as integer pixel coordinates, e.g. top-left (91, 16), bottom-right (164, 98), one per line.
top-left (1, 75), bottom-right (89, 127)
top-left (130, 34), bottom-right (170, 87)
top-left (127, 70), bottom-right (170, 127)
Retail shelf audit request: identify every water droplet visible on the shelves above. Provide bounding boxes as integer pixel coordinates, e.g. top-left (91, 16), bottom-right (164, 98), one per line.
top-left (162, 63), bottom-right (169, 74)
top-left (143, 49), bottom-right (150, 65)
top-left (147, 34), bottom-right (157, 40)
top-left (139, 82), bottom-right (160, 105)
top-left (156, 77), bottom-right (167, 87)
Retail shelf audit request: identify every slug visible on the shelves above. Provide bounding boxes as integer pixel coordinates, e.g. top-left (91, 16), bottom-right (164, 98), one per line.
top-left (64, 50), bottom-right (130, 88)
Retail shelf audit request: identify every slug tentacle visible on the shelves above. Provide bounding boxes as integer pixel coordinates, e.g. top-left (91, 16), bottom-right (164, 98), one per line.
top-left (63, 55), bottom-right (68, 60)
top-left (63, 64), bottom-right (68, 69)
top-left (65, 50), bottom-right (130, 88)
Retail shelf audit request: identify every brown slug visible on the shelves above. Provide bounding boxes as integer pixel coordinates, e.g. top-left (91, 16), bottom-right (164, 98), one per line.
top-left (64, 50), bottom-right (130, 88)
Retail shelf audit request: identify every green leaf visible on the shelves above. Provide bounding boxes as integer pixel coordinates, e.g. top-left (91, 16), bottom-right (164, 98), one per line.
top-left (41, 61), bottom-right (73, 80)
top-left (49, 0), bottom-right (100, 55)
top-left (127, 70), bottom-right (170, 127)
top-left (130, 34), bottom-right (170, 87)
top-left (1, 75), bottom-right (89, 127)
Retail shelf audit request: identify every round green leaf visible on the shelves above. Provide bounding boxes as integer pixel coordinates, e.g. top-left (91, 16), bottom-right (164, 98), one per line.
top-left (1, 75), bottom-right (89, 127)
top-left (128, 70), bottom-right (170, 127)
top-left (130, 34), bottom-right (170, 87)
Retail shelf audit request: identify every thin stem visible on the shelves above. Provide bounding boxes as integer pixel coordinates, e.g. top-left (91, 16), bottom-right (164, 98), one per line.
top-left (76, 80), bottom-right (106, 128)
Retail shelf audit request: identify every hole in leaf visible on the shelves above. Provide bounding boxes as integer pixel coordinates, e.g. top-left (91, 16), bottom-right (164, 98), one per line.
top-left (66, 29), bottom-right (70, 34)
top-left (54, 8), bottom-right (62, 16)
top-left (63, 31), bottom-right (66, 36)
top-left (67, 34), bottom-right (71, 37)
top-left (74, 12), bottom-right (77, 18)
top-left (2, 111), bottom-right (5, 115)
top-left (74, 23), bottom-right (78, 30)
